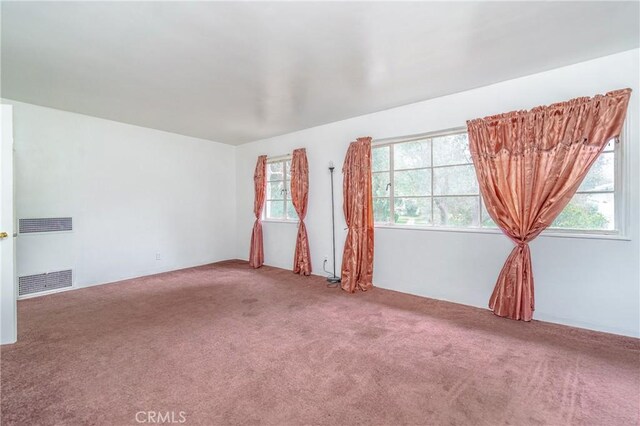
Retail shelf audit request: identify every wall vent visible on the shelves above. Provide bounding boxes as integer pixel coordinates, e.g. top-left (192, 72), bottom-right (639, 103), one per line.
top-left (19, 217), bottom-right (72, 233)
top-left (18, 270), bottom-right (73, 296)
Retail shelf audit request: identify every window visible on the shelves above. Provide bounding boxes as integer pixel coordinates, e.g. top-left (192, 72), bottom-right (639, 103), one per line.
top-left (373, 129), bottom-right (622, 234)
top-left (373, 132), bottom-right (489, 227)
top-left (550, 139), bottom-right (616, 231)
top-left (264, 158), bottom-right (298, 221)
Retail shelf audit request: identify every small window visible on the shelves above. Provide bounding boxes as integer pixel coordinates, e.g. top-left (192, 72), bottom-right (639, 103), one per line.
top-left (373, 129), bottom-right (622, 235)
top-left (264, 158), bottom-right (298, 221)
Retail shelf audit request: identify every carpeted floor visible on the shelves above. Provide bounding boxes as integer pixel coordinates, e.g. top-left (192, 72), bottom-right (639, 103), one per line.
top-left (1, 260), bottom-right (638, 425)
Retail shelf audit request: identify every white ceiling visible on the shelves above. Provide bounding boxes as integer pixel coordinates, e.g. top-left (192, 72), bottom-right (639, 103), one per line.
top-left (2, 2), bottom-right (638, 145)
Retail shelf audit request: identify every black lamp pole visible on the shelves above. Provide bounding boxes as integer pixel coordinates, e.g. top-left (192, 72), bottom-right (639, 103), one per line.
top-left (327, 162), bottom-right (341, 285)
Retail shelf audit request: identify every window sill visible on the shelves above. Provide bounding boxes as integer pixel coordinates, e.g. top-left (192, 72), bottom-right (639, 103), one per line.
top-left (539, 230), bottom-right (629, 241)
top-left (375, 224), bottom-right (501, 236)
top-left (262, 219), bottom-right (299, 224)
top-left (373, 224), bottom-right (629, 241)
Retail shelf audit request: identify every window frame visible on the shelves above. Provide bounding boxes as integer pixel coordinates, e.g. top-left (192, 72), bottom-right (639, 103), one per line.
top-left (372, 124), bottom-right (627, 240)
top-left (263, 156), bottom-right (298, 223)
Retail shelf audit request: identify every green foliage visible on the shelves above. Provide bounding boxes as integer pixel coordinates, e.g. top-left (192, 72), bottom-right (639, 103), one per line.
top-left (432, 134), bottom-right (471, 166)
top-left (266, 200), bottom-right (284, 219)
top-left (372, 146), bottom-right (390, 172)
top-left (395, 169), bottom-right (430, 196)
top-left (372, 173), bottom-right (390, 197)
top-left (552, 201), bottom-right (608, 230)
top-left (395, 141), bottom-right (430, 169)
top-left (394, 198), bottom-right (430, 225)
top-left (579, 153), bottom-right (614, 192)
top-left (434, 197), bottom-right (478, 227)
top-left (373, 198), bottom-right (390, 222)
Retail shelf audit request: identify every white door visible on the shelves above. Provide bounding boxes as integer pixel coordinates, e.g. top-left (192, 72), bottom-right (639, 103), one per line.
top-left (0, 105), bottom-right (16, 344)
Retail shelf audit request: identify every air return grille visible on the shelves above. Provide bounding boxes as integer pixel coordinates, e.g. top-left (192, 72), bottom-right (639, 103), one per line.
top-left (18, 270), bottom-right (73, 296)
top-left (19, 217), bottom-right (72, 234)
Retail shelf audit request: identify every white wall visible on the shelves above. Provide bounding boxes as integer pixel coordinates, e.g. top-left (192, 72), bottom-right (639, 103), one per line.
top-left (5, 100), bottom-right (237, 289)
top-left (235, 49), bottom-right (640, 337)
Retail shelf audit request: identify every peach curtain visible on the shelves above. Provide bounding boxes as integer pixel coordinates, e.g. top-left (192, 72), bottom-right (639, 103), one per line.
top-left (291, 148), bottom-right (312, 275)
top-left (341, 137), bottom-right (374, 293)
top-left (249, 155), bottom-right (267, 268)
top-left (467, 89), bottom-right (631, 321)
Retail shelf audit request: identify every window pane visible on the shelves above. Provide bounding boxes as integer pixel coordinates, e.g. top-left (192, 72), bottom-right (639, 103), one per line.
top-left (394, 197), bottom-right (431, 225)
top-left (286, 200), bottom-right (298, 220)
top-left (267, 162), bottom-right (284, 181)
top-left (551, 193), bottom-right (614, 230)
top-left (285, 180), bottom-right (292, 199)
top-left (481, 200), bottom-right (498, 228)
top-left (433, 197), bottom-right (480, 227)
top-left (394, 169), bottom-right (431, 196)
top-left (579, 152), bottom-right (614, 192)
top-left (265, 200), bottom-right (285, 219)
top-left (285, 160), bottom-right (291, 180)
top-left (373, 172), bottom-right (391, 197)
top-left (373, 146), bottom-right (390, 172)
top-left (433, 165), bottom-right (479, 195)
top-left (267, 181), bottom-right (285, 200)
top-left (432, 133), bottom-right (472, 166)
top-left (373, 198), bottom-right (390, 223)
top-left (394, 140), bottom-right (431, 169)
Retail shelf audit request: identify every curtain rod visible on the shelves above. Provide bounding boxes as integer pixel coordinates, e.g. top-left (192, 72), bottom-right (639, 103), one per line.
top-left (372, 126), bottom-right (467, 146)
top-left (266, 153), bottom-right (292, 162)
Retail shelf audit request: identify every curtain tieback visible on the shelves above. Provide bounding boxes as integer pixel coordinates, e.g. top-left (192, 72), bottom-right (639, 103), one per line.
top-left (511, 239), bottom-right (529, 248)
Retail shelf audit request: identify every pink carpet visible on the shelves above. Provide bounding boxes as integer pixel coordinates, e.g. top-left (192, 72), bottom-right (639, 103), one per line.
top-left (1, 260), bottom-right (638, 425)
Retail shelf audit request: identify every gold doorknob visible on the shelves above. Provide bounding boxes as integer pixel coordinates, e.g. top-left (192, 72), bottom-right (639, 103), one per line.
top-left (0, 232), bottom-right (8, 239)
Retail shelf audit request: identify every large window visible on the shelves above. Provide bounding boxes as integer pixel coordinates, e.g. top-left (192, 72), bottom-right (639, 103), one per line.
top-left (372, 130), bottom-right (621, 234)
top-left (264, 158), bottom-right (298, 221)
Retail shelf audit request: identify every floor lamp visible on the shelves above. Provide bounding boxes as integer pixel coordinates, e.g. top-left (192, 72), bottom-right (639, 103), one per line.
top-left (326, 161), bottom-right (341, 286)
